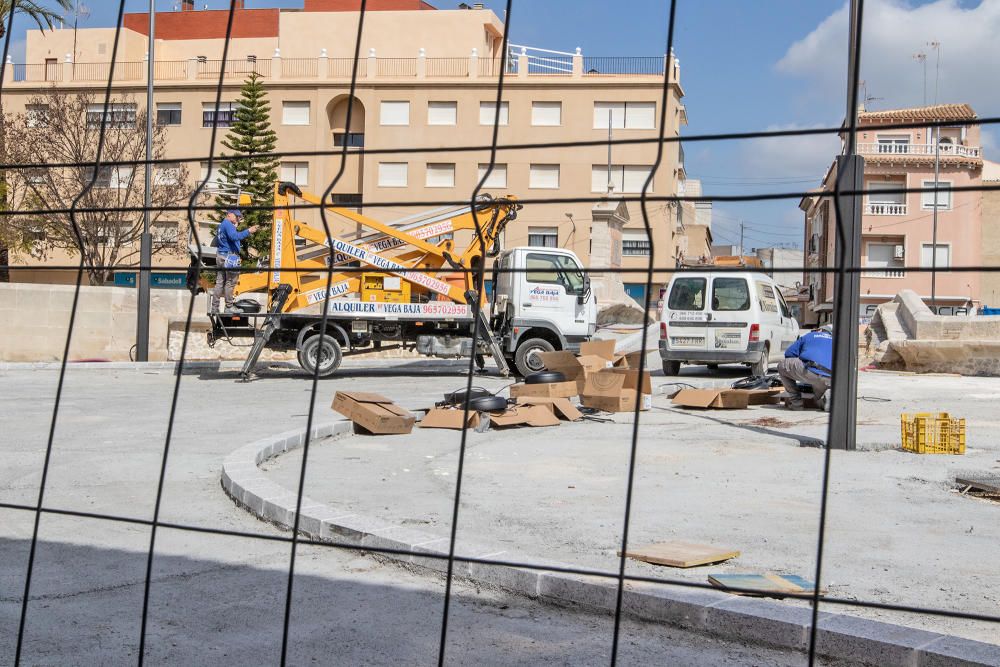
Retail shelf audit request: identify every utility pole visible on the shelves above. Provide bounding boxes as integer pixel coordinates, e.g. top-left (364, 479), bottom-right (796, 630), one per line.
top-left (135, 0), bottom-right (154, 361)
top-left (738, 220), bottom-right (744, 257)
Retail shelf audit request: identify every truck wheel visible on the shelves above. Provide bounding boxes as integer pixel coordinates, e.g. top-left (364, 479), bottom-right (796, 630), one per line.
top-left (750, 346), bottom-right (769, 376)
top-left (514, 338), bottom-right (554, 377)
top-left (661, 360), bottom-right (681, 376)
top-left (298, 334), bottom-right (343, 378)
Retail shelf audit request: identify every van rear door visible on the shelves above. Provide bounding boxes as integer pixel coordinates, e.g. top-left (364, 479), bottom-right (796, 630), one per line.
top-left (708, 276), bottom-right (752, 353)
top-left (664, 276), bottom-right (710, 353)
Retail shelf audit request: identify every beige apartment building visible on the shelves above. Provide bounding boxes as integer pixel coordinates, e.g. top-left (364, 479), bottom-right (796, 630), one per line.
top-left (800, 104), bottom-right (987, 324)
top-left (3, 0), bottom-right (694, 305)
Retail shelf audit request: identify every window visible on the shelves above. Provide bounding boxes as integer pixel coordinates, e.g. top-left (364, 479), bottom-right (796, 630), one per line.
top-left (525, 252), bottom-right (585, 293)
top-left (152, 221), bottom-right (179, 246)
top-left (333, 132), bottom-right (365, 148)
top-left (867, 181), bottom-right (905, 204)
top-left (594, 102), bottom-right (656, 129)
top-left (380, 101), bottom-right (410, 126)
top-left (531, 101), bottom-right (561, 126)
top-left (155, 163), bottom-right (182, 186)
top-left (527, 226), bottom-right (558, 248)
top-left (378, 162), bottom-right (408, 187)
top-left (921, 180), bottom-right (952, 210)
top-left (876, 135), bottom-right (910, 153)
top-left (24, 227), bottom-right (46, 243)
top-left (199, 162), bottom-right (226, 188)
top-left (712, 278), bottom-right (750, 311)
top-left (668, 277), bottom-right (706, 310)
top-left (202, 102), bottom-right (237, 128)
top-left (84, 166), bottom-right (133, 189)
top-left (477, 163), bottom-right (507, 188)
top-left (44, 57), bottom-right (59, 81)
top-left (156, 102), bottom-right (182, 126)
top-left (591, 165), bottom-right (653, 193)
top-left (921, 244), bottom-right (951, 268)
top-left (282, 101), bottom-right (310, 126)
top-left (280, 161), bottom-right (309, 186)
top-left (426, 163), bottom-right (455, 188)
top-left (622, 229), bottom-right (650, 256)
top-left (479, 101), bottom-right (509, 126)
top-left (26, 104), bottom-right (49, 128)
top-left (529, 164), bottom-right (560, 189)
top-left (865, 242), bottom-right (905, 277)
top-left (427, 101), bottom-right (457, 126)
top-left (86, 103), bottom-right (137, 129)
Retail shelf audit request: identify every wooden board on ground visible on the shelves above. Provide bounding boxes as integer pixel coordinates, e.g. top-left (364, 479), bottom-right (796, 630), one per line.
top-left (620, 541), bottom-right (740, 568)
top-left (956, 475), bottom-right (1000, 495)
top-left (708, 573), bottom-right (823, 598)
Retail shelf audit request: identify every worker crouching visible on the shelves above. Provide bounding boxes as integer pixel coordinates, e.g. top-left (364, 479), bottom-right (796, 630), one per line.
top-left (778, 324), bottom-right (833, 411)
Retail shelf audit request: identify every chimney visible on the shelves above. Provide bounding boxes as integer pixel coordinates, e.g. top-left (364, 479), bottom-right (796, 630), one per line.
top-left (181, 0), bottom-right (194, 10)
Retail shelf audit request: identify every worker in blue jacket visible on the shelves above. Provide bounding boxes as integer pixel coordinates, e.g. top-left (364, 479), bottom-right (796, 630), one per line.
top-left (210, 209), bottom-right (258, 314)
top-left (778, 324), bottom-right (833, 411)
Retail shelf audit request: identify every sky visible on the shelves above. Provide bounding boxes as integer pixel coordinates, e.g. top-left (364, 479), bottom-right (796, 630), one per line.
top-left (4, 0), bottom-right (999, 250)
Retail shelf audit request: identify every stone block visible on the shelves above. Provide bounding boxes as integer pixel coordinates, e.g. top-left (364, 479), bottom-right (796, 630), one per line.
top-left (918, 635), bottom-right (1000, 667)
top-left (815, 614), bottom-right (944, 666)
top-left (621, 582), bottom-right (728, 629)
top-left (537, 572), bottom-right (618, 612)
top-left (705, 596), bottom-right (829, 651)
top-left (465, 561), bottom-right (541, 598)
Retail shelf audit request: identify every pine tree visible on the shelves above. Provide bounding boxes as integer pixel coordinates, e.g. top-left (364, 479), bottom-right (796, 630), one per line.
top-left (214, 72), bottom-right (278, 259)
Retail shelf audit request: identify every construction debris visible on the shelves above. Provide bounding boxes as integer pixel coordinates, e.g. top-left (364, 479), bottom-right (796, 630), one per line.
top-left (708, 573), bottom-right (822, 598)
top-left (332, 392), bottom-right (416, 435)
top-left (622, 541), bottom-right (740, 568)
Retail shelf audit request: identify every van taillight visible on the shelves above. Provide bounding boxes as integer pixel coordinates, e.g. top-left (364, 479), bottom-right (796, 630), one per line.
top-left (660, 322), bottom-right (668, 340)
top-left (749, 323), bottom-right (760, 343)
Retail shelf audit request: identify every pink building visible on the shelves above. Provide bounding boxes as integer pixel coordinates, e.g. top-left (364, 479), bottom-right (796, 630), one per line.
top-left (800, 104), bottom-right (984, 324)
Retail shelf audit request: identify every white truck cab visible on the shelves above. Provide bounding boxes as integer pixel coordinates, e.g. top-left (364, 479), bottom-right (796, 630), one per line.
top-left (658, 271), bottom-right (799, 376)
top-left (492, 246), bottom-right (597, 375)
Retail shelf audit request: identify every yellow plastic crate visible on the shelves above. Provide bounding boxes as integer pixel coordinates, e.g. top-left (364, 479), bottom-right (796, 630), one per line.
top-left (900, 413), bottom-right (966, 455)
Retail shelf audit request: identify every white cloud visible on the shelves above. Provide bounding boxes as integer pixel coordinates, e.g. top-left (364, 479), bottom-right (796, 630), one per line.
top-left (739, 124), bottom-right (841, 182)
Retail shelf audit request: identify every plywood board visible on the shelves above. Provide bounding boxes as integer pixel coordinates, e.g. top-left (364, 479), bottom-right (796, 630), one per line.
top-left (708, 573), bottom-right (822, 597)
top-left (621, 541), bottom-right (740, 568)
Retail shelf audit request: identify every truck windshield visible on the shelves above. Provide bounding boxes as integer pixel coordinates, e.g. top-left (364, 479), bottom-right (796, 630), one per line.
top-left (526, 253), bottom-right (585, 293)
top-left (668, 278), bottom-right (706, 310)
top-left (712, 277), bottom-right (750, 311)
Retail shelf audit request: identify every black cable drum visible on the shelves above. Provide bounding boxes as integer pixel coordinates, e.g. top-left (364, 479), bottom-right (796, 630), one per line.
top-left (442, 387), bottom-right (493, 405)
top-left (467, 396), bottom-right (509, 413)
top-left (524, 371), bottom-right (566, 385)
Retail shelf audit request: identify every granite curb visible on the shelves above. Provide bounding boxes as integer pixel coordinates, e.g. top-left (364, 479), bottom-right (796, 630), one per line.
top-left (221, 421), bottom-right (1000, 667)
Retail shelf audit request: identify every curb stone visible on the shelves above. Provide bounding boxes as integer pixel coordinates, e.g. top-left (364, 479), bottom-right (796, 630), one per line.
top-left (221, 421), bottom-right (1000, 667)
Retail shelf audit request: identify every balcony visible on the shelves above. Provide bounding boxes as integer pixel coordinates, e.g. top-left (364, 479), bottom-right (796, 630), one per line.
top-left (865, 202), bottom-right (907, 216)
top-left (863, 268), bottom-right (906, 278)
top-left (858, 142), bottom-right (981, 158)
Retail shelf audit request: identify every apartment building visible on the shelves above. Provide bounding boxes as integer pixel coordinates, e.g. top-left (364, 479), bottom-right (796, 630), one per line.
top-left (799, 104), bottom-right (985, 324)
top-left (3, 0), bottom-right (692, 303)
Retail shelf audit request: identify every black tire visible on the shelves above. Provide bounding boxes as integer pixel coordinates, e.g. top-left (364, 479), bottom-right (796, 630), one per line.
top-left (443, 387), bottom-right (493, 405)
top-left (514, 337), bottom-right (555, 377)
top-left (298, 334), bottom-right (343, 378)
top-left (468, 395), bottom-right (509, 413)
top-left (524, 370), bottom-right (566, 385)
top-left (706, 363), bottom-right (720, 371)
top-left (750, 346), bottom-right (769, 377)
top-left (661, 360), bottom-right (681, 376)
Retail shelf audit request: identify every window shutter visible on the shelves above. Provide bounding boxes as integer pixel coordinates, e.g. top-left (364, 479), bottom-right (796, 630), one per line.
top-left (623, 165), bottom-right (652, 193)
top-left (428, 101), bottom-right (457, 126)
top-left (624, 102), bottom-right (655, 129)
top-left (529, 164), bottom-right (560, 189)
top-left (531, 102), bottom-right (561, 126)
top-left (478, 163), bottom-right (507, 188)
top-left (479, 101), bottom-right (509, 126)
top-left (378, 162), bottom-right (408, 187)
top-left (380, 101), bottom-right (410, 126)
top-left (282, 101), bottom-right (310, 125)
top-left (593, 102), bottom-right (625, 128)
top-left (426, 163), bottom-right (456, 188)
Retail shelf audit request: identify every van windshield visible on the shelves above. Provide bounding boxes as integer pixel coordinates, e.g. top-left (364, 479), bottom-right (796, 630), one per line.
top-left (667, 278), bottom-right (706, 310)
top-left (712, 277), bottom-right (750, 311)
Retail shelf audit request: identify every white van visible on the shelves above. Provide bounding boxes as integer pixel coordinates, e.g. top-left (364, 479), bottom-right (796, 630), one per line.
top-left (658, 271), bottom-right (799, 376)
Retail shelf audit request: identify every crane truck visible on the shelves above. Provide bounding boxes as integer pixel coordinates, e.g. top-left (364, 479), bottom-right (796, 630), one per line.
top-left (188, 182), bottom-right (597, 380)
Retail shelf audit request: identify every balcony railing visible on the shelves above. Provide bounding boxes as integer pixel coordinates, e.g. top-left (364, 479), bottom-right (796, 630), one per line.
top-left (863, 268), bottom-right (906, 278)
top-left (865, 202), bottom-right (907, 215)
top-left (858, 142), bottom-right (981, 158)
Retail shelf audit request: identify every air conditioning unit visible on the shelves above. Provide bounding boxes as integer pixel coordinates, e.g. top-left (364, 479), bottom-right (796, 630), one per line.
top-left (893, 244), bottom-right (905, 260)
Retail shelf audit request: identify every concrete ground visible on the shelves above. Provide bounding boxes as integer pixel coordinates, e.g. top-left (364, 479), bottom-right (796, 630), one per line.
top-left (0, 360), bottom-right (856, 666)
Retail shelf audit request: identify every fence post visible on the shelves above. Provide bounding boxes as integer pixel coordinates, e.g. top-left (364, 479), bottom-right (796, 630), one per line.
top-left (62, 53), bottom-right (72, 82)
top-left (187, 57), bottom-right (198, 81)
top-left (469, 48), bottom-right (478, 79)
top-left (573, 47), bottom-right (582, 78)
top-left (318, 48), bottom-right (328, 80)
top-left (272, 48), bottom-right (282, 80)
top-left (367, 48), bottom-right (376, 79)
top-left (518, 46), bottom-right (528, 78)
top-left (417, 47), bottom-right (426, 79)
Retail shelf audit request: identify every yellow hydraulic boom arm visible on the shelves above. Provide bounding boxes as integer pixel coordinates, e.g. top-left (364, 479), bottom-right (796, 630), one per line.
top-left (236, 181), bottom-right (520, 314)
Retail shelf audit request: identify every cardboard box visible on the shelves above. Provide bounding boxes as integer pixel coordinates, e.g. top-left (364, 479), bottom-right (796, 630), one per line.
top-left (579, 368), bottom-right (653, 413)
top-left (488, 404), bottom-right (561, 428)
top-left (509, 380), bottom-right (578, 399)
top-left (332, 392), bottom-right (416, 434)
top-left (741, 388), bottom-right (782, 405)
top-left (671, 388), bottom-right (750, 410)
top-left (419, 407), bottom-right (481, 430)
top-left (515, 396), bottom-right (584, 422)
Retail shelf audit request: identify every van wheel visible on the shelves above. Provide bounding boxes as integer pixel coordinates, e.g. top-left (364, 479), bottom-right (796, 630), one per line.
top-left (662, 360), bottom-right (681, 376)
top-left (298, 334), bottom-right (343, 378)
top-left (514, 338), bottom-right (555, 377)
top-left (750, 346), bottom-right (769, 376)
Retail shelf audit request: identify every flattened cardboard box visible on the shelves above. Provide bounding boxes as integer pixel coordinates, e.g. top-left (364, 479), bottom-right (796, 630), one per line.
top-left (515, 396), bottom-right (584, 422)
top-left (671, 388), bottom-right (749, 410)
top-left (580, 369), bottom-right (653, 412)
top-left (489, 404), bottom-right (561, 428)
top-left (332, 391), bottom-right (416, 434)
top-left (419, 407), bottom-right (481, 430)
top-left (509, 380), bottom-right (578, 399)
top-left (538, 351), bottom-right (612, 393)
